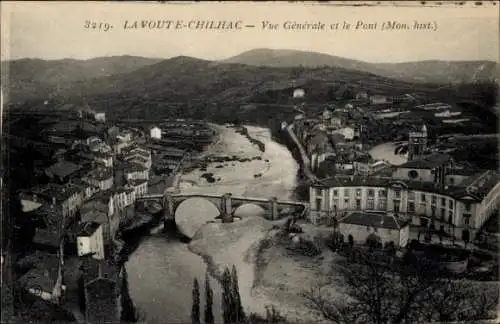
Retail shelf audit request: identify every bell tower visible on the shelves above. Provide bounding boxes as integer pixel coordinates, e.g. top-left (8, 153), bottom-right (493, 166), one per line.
top-left (408, 124), bottom-right (428, 161)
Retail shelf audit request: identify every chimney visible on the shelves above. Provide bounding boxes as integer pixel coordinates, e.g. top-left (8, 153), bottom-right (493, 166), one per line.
top-left (52, 197), bottom-right (56, 206)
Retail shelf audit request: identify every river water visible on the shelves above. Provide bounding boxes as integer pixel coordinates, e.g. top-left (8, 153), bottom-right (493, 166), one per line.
top-left (125, 125), bottom-right (299, 323)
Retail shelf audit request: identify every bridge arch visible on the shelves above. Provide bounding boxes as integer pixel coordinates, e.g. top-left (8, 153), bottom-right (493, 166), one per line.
top-left (173, 197), bottom-right (223, 238)
top-left (232, 202), bottom-right (269, 218)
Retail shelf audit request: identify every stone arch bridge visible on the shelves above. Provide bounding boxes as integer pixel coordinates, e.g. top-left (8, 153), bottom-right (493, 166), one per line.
top-left (136, 192), bottom-right (309, 223)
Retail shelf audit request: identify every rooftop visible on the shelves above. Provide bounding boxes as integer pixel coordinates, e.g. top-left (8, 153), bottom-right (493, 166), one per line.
top-left (117, 161), bottom-right (148, 173)
top-left (128, 179), bottom-right (148, 187)
top-left (45, 160), bottom-right (82, 179)
top-left (17, 253), bottom-right (60, 293)
top-left (33, 228), bottom-right (62, 248)
top-left (30, 183), bottom-right (83, 203)
top-left (398, 154), bottom-right (453, 170)
top-left (77, 221), bottom-right (102, 237)
top-left (340, 211), bottom-right (411, 230)
top-left (80, 256), bottom-right (119, 285)
top-left (84, 167), bottom-right (113, 181)
top-left (312, 173), bottom-right (499, 202)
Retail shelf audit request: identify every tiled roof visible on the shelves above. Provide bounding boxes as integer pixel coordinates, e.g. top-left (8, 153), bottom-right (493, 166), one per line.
top-left (398, 154), bottom-right (453, 169)
top-left (84, 167), bottom-right (113, 181)
top-left (340, 212), bottom-right (411, 230)
top-left (77, 222), bottom-right (101, 237)
top-left (17, 253), bottom-right (60, 293)
top-left (312, 173), bottom-right (498, 202)
top-left (33, 228), bottom-right (61, 248)
top-left (128, 179), bottom-right (148, 186)
top-left (45, 160), bottom-right (82, 179)
top-left (31, 183), bottom-right (83, 203)
top-left (117, 161), bottom-right (148, 173)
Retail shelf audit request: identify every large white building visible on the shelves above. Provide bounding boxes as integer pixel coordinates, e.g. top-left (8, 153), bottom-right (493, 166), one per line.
top-left (150, 126), bottom-right (162, 140)
top-left (309, 155), bottom-right (500, 241)
top-left (77, 221), bottom-right (105, 260)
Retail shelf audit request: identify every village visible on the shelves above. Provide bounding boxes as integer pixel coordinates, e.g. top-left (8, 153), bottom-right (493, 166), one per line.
top-left (6, 107), bottom-right (215, 322)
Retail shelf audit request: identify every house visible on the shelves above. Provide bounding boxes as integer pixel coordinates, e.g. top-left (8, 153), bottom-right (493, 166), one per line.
top-left (77, 222), bottom-right (105, 260)
top-left (113, 187), bottom-right (135, 211)
top-left (71, 179), bottom-right (100, 200)
top-left (25, 183), bottom-right (85, 220)
top-left (92, 151), bottom-right (114, 168)
top-left (45, 160), bottom-right (82, 183)
top-left (17, 252), bottom-right (65, 304)
top-left (122, 146), bottom-right (152, 169)
top-left (309, 170), bottom-right (500, 240)
top-left (150, 126), bottom-right (162, 139)
top-left (116, 162), bottom-right (149, 185)
top-left (80, 257), bottom-right (122, 323)
top-left (353, 155), bottom-right (374, 175)
top-left (80, 193), bottom-right (117, 241)
top-left (332, 127), bottom-right (355, 141)
top-left (338, 212), bottom-right (411, 248)
top-left (370, 95), bottom-right (390, 105)
top-left (355, 91), bottom-right (368, 100)
top-left (82, 167), bottom-right (114, 191)
top-left (126, 179), bottom-right (148, 198)
top-left (94, 112), bottom-right (106, 122)
top-left (293, 88), bottom-right (305, 98)
top-left (393, 153), bottom-right (453, 184)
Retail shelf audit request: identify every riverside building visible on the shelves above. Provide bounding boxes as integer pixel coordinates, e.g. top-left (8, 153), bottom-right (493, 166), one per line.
top-left (309, 153), bottom-right (500, 241)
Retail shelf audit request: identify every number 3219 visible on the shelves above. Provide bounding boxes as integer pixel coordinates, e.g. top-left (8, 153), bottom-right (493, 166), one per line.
top-left (84, 20), bottom-right (112, 32)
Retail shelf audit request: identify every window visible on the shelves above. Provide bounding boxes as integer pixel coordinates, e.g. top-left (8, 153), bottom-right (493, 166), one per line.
top-left (356, 189), bottom-right (362, 197)
top-left (344, 198), bottom-right (350, 208)
top-left (449, 200), bottom-right (454, 209)
top-left (421, 193), bottom-right (426, 202)
top-left (374, 227), bottom-right (378, 232)
top-left (378, 189), bottom-right (386, 197)
top-left (344, 189), bottom-right (351, 197)
top-left (464, 215), bottom-right (470, 226)
top-left (448, 211), bottom-right (453, 224)
top-left (393, 202), bottom-right (400, 214)
top-left (408, 202), bottom-right (415, 213)
top-left (356, 199), bottom-right (361, 209)
top-left (395, 190), bottom-right (401, 199)
top-left (441, 197), bottom-right (446, 206)
top-left (367, 200), bottom-right (375, 210)
top-left (378, 200), bottom-right (386, 210)
top-left (465, 203), bottom-right (471, 212)
top-left (440, 208), bottom-right (446, 221)
top-left (431, 206), bottom-right (436, 217)
top-left (368, 189), bottom-right (374, 197)
top-left (333, 190), bottom-right (338, 197)
top-left (431, 196), bottom-right (437, 205)
top-left (315, 198), bottom-right (322, 211)
top-left (408, 191), bottom-right (415, 201)
top-left (315, 188), bottom-right (322, 197)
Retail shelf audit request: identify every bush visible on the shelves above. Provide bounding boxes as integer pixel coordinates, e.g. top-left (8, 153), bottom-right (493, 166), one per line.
top-left (288, 237), bottom-right (322, 257)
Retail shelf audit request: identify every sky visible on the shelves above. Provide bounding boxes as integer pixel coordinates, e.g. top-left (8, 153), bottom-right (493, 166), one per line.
top-left (1, 1), bottom-right (499, 63)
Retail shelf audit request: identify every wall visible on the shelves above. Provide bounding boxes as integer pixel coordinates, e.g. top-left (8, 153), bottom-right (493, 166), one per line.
top-left (393, 168), bottom-right (433, 182)
top-left (338, 223), bottom-right (402, 247)
top-left (77, 236), bottom-right (91, 256)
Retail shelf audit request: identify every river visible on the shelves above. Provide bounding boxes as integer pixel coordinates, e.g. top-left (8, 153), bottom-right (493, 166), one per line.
top-left (125, 124), bottom-right (299, 323)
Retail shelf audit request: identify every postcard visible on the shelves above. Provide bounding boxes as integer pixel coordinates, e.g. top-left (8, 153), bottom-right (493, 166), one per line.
top-left (1, 1), bottom-right (499, 324)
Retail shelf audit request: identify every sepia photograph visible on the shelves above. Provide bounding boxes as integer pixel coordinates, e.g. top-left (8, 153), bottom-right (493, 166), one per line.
top-left (1, 1), bottom-right (499, 323)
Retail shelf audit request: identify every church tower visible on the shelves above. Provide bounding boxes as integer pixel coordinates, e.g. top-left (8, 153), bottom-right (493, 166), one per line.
top-left (408, 124), bottom-right (428, 161)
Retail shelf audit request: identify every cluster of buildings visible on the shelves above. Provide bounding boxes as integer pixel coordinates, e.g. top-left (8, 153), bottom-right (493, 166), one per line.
top-left (290, 93), bottom-right (500, 249)
top-left (14, 118), bottom-right (163, 322)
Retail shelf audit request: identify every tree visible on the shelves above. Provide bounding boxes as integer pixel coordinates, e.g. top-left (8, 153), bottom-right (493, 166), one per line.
top-left (221, 267), bottom-right (233, 324)
top-left (191, 278), bottom-right (200, 324)
top-left (231, 265), bottom-right (246, 323)
top-left (204, 272), bottom-right (214, 324)
top-left (303, 249), bottom-right (498, 324)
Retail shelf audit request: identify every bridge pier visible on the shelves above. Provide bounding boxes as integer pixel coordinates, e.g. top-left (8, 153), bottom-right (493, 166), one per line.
top-left (269, 197), bottom-right (278, 220)
top-left (162, 194), bottom-right (176, 230)
top-left (221, 193), bottom-right (233, 223)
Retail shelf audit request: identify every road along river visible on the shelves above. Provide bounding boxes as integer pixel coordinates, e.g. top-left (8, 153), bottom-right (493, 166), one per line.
top-left (125, 124), bottom-right (299, 323)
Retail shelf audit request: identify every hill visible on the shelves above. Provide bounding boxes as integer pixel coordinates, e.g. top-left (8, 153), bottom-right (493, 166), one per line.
top-left (223, 48), bottom-right (498, 84)
top-left (2, 56), bottom-right (161, 103)
top-left (4, 54), bottom-right (497, 127)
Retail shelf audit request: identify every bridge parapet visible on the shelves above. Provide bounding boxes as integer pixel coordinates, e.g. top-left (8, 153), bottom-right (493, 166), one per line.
top-left (137, 192), bottom-right (309, 223)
